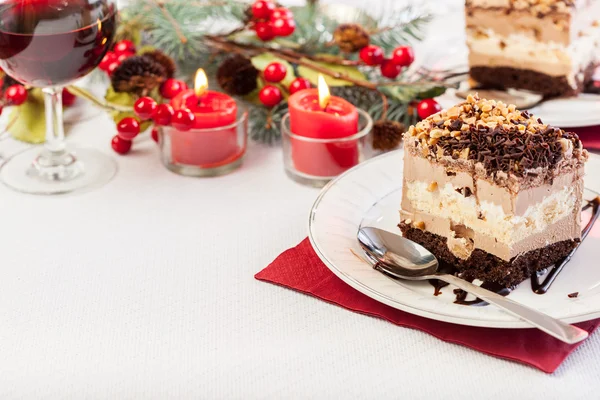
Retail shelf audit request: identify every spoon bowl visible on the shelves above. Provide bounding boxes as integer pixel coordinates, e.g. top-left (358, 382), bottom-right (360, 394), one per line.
top-left (358, 227), bottom-right (438, 277)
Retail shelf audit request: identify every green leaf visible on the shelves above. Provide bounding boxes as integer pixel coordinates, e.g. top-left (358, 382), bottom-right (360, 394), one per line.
top-left (297, 59), bottom-right (365, 87)
top-left (379, 84), bottom-right (447, 103)
top-left (137, 45), bottom-right (158, 55)
top-left (415, 86), bottom-right (447, 100)
top-left (8, 88), bottom-right (46, 144)
top-left (250, 53), bottom-right (296, 88)
top-left (104, 87), bottom-right (152, 131)
top-left (242, 87), bottom-right (262, 106)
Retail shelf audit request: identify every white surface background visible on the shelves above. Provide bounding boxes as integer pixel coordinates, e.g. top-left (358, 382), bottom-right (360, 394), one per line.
top-left (1, 0), bottom-right (600, 398)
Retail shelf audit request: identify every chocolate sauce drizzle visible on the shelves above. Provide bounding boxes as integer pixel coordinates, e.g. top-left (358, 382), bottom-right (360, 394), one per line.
top-left (429, 197), bottom-right (600, 305)
top-left (428, 267), bottom-right (511, 306)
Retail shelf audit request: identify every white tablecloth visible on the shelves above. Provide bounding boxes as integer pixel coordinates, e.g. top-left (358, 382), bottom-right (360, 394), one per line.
top-left (2, 1), bottom-right (600, 398)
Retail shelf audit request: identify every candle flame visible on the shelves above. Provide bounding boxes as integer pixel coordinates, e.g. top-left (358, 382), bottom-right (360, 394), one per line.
top-left (317, 74), bottom-right (330, 110)
top-left (195, 68), bottom-right (208, 98)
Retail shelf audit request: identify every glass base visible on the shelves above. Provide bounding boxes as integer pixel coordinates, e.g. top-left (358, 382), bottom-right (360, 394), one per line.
top-left (285, 167), bottom-right (335, 188)
top-left (0, 146), bottom-right (117, 195)
top-left (164, 157), bottom-right (243, 177)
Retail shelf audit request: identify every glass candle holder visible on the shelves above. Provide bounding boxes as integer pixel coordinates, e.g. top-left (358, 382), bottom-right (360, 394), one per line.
top-left (159, 108), bottom-right (248, 177)
top-left (281, 108), bottom-right (373, 188)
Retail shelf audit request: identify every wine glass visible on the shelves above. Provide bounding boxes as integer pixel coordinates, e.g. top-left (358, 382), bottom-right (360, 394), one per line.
top-left (0, 0), bottom-right (117, 195)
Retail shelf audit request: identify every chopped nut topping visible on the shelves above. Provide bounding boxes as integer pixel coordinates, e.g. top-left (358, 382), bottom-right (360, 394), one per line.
top-left (466, 0), bottom-right (575, 16)
top-left (413, 221), bottom-right (426, 230)
top-left (403, 94), bottom-right (586, 179)
top-left (427, 181), bottom-right (438, 192)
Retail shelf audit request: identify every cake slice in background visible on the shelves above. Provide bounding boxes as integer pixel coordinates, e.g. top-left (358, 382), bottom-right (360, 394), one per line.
top-left (466, 0), bottom-right (600, 97)
top-left (400, 94), bottom-right (588, 288)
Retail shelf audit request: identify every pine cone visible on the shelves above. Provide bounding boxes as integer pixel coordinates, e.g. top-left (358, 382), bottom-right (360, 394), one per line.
top-left (243, 5), bottom-right (254, 22)
top-left (216, 55), bottom-right (259, 96)
top-left (333, 23), bottom-right (370, 53)
top-left (142, 50), bottom-right (176, 79)
top-left (111, 55), bottom-right (167, 95)
top-left (373, 120), bottom-right (405, 151)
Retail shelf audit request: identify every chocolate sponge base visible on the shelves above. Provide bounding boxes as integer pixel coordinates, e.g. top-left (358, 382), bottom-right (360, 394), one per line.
top-left (399, 223), bottom-right (578, 288)
top-left (469, 64), bottom-right (596, 98)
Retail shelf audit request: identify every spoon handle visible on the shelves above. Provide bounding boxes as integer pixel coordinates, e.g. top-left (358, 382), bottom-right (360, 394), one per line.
top-left (436, 273), bottom-right (589, 344)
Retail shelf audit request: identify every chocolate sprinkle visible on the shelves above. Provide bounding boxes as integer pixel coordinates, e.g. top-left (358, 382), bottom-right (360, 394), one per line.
top-left (436, 123), bottom-right (580, 178)
top-left (568, 292), bottom-right (579, 298)
top-left (455, 187), bottom-right (473, 197)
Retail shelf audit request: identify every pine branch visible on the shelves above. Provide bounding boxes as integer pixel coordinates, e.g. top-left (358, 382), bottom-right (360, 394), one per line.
top-left (248, 102), bottom-right (288, 144)
top-left (114, 0), bottom-right (443, 145)
top-left (369, 4), bottom-right (432, 52)
top-left (121, 0), bottom-right (247, 62)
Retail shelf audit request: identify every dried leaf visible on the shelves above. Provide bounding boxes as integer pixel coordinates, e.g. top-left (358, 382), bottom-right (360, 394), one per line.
top-left (8, 88), bottom-right (46, 144)
top-left (297, 59), bottom-right (365, 87)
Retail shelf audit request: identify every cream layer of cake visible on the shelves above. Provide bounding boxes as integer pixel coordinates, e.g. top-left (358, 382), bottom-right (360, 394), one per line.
top-left (400, 151), bottom-right (584, 261)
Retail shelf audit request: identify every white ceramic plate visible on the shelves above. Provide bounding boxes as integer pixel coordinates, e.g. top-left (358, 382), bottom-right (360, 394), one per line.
top-left (308, 150), bottom-right (600, 328)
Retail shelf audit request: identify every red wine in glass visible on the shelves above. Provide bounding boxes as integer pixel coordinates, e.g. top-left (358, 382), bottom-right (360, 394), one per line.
top-left (0, 0), bottom-right (116, 87)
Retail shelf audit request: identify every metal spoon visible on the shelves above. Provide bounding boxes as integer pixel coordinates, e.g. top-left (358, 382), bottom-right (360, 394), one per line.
top-left (357, 227), bottom-right (589, 344)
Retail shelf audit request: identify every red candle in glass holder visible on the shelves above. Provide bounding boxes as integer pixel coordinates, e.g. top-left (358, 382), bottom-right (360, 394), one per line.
top-left (169, 69), bottom-right (243, 167)
top-left (288, 76), bottom-right (360, 177)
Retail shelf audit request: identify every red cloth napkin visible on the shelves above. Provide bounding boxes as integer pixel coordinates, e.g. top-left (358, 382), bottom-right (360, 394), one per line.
top-left (573, 126), bottom-right (600, 150)
top-left (256, 238), bottom-right (600, 373)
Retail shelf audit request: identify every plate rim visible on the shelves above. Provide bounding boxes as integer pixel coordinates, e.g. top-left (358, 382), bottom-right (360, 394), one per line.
top-left (308, 150), bottom-right (600, 329)
top-left (437, 89), bottom-right (600, 128)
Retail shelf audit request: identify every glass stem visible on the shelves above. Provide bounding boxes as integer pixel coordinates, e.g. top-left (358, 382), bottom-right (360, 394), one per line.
top-left (31, 87), bottom-right (79, 182)
top-left (42, 87), bottom-right (66, 154)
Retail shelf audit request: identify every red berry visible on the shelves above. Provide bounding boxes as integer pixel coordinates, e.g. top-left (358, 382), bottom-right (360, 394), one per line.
top-left (153, 103), bottom-right (175, 126)
top-left (134, 96), bottom-right (158, 120)
top-left (289, 78), bottom-right (311, 94)
top-left (4, 85), bottom-right (27, 105)
top-left (116, 117), bottom-right (141, 140)
top-left (171, 109), bottom-right (196, 131)
top-left (113, 40), bottom-right (136, 55)
top-left (106, 61), bottom-right (120, 75)
top-left (255, 22), bottom-right (275, 41)
top-left (380, 59), bottom-right (402, 79)
top-left (263, 62), bottom-right (287, 83)
top-left (359, 45), bottom-right (384, 66)
top-left (160, 79), bottom-right (186, 99)
top-left (151, 128), bottom-right (159, 143)
top-left (417, 98), bottom-right (442, 119)
top-left (259, 85), bottom-right (282, 107)
top-left (251, 0), bottom-right (275, 19)
top-left (62, 88), bottom-right (76, 107)
top-left (99, 52), bottom-right (117, 71)
top-left (391, 46), bottom-right (415, 67)
top-left (117, 51), bottom-right (135, 63)
top-left (111, 135), bottom-right (132, 155)
top-left (270, 7), bottom-right (293, 20)
top-left (271, 18), bottom-right (295, 37)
